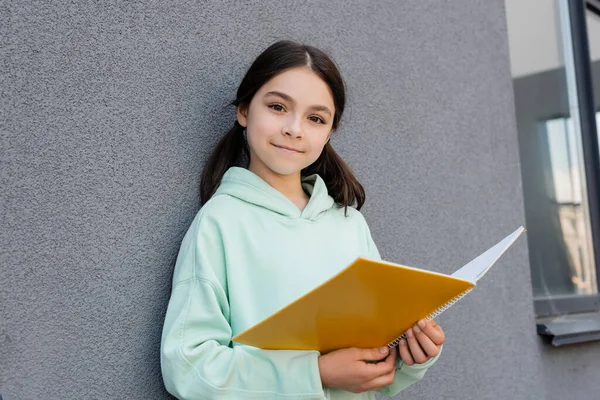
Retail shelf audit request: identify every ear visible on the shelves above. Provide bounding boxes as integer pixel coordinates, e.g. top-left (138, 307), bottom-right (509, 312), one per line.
top-left (237, 105), bottom-right (248, 128)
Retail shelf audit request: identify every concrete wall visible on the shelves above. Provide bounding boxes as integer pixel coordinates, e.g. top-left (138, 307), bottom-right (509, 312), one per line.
top-left (3, 1), bottom-right (597, 399)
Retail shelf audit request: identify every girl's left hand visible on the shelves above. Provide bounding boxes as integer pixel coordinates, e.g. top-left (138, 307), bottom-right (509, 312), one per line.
top-left (397, 319), bottom-right (444, 366)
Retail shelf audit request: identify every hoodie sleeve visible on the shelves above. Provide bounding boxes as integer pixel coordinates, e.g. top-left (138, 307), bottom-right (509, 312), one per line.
top-left (362, 218), bottom-right (442, 397)
top-left (160, 212), bottom-right (326, 400)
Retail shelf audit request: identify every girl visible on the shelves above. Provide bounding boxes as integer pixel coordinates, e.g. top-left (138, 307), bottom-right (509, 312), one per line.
top-left (161, 40), bottom-right (444, 399)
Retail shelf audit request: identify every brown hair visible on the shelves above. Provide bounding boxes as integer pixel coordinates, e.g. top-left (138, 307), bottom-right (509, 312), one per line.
top-left (200, 40), bottom-right (365, 210)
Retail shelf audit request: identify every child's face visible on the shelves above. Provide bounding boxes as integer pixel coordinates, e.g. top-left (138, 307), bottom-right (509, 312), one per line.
top-left (237, 66), bottom-right (335, 179)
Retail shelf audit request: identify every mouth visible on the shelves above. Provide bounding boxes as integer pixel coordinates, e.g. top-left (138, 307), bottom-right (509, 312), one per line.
top-left (272, 144), bottom-right (304, 154)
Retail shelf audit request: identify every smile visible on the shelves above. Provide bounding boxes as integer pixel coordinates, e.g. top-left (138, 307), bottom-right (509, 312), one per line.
top-left (272, 144), bottom-right (303, 154)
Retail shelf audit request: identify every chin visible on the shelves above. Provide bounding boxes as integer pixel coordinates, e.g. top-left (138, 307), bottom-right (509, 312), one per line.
top-left (269, 166), bottom-right (303, 176)
top-left (264, 161), bottom-right (308, 177)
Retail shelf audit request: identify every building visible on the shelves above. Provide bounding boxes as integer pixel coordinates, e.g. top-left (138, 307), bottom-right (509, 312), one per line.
top-left (2, 1), bottom-right (599, 399)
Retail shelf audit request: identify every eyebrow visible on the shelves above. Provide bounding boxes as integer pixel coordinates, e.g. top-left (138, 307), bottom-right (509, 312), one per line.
top-left (264, 91), bottom-right (333, 117)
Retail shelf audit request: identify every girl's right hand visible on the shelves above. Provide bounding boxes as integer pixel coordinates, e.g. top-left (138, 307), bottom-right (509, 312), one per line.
top-left (317, 346), bottom-right (396, 393)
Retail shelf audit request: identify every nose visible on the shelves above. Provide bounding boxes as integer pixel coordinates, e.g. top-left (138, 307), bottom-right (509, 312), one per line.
top-left (283, 116), bottom-right (303, 139)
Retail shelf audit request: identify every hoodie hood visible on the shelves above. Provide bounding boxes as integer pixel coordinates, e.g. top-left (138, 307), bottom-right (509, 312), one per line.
top-left (214, 167), bottom-right (335, 220)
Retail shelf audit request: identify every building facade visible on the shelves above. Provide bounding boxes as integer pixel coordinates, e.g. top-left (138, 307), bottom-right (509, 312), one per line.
top-left (2, 1), bottom-right (600, 399)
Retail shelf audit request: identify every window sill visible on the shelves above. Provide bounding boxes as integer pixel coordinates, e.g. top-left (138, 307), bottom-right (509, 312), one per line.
top-left (537, 312), bottom-right (600, 346)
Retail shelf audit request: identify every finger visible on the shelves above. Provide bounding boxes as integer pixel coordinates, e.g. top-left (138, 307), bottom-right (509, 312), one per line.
top-left (366, 348), bottom-right (398, 390)
top-left (417, 319), bottom-right (445, 346)
top-left (374, 344), bottom-right (396, 367)
top-left (431, 319), bottom-right (444, 332)
top-left (369, 346), bottom-right (396, 375)
top-left (384, 344), bottom-right (397, 365)
top-left (413, 324), bottom-right (441, 358)
top-left (429, 319), bottom-right (444, 334)
top-left (363, 365), bottom-right (396, 391)
top-left (359, 346), bottom-right (391, 362)
top-left (398, 338), bottom-right (414, 366)
top-left (406, 328), bottom-right (429, 364)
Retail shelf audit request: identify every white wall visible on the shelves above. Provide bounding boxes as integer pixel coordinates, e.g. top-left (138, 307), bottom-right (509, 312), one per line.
top-left (506, 0), bottom-right (600, 78)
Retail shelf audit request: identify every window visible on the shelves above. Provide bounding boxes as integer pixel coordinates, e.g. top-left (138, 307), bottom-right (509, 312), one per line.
top-left (506, 0), bottom-right (600, 344)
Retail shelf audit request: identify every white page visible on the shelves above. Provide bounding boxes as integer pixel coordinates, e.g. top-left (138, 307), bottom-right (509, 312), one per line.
top-left (451, 226), bottom-right (526, 283)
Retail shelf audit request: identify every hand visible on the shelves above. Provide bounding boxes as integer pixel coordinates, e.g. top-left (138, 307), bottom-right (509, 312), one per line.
top-left (398, 319), bottom-right (444, 366)
top-left (318, 345), bottom-right (397, 393)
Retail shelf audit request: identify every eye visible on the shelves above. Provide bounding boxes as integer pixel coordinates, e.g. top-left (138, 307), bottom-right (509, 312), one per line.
top-left (268, 103), bottom-right (286, 112)
top-left (309, 116), bottom-right (326, 124)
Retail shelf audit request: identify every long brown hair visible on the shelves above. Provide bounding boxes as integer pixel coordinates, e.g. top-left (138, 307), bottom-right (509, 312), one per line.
top-left (200, 40), bottom-right (365, 210)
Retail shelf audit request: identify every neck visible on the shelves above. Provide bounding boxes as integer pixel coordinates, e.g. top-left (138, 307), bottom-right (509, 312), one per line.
top-left (248, 162), bottom-right (309, 211)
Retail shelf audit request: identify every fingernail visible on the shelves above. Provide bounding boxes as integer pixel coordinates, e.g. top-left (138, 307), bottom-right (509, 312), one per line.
top-left (380, 346), bottom-right (389, 354)
top-left (418, 320), bottom-right (426, 328)
top-left (406, 328), bottom-right (413, 338)
top-left (413, 325), bottom-right (421, 333)
top-left (399, 339), bottom-right (406, 346)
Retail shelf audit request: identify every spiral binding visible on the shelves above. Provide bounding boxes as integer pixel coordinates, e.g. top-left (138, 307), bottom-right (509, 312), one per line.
top-left (386, 288), bottom-right (473, 348)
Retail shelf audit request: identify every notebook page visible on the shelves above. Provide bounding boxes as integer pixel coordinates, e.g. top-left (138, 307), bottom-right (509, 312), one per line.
top-left (451, 226), bottom-right (525, 283)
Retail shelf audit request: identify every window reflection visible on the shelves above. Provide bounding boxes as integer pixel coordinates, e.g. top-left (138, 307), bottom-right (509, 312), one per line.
top-left (543, 116), bottom-right (597, 296)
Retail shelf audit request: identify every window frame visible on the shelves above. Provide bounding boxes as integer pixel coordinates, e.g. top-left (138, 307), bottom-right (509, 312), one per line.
top-left (576, 3), bottom-right (600, 289)
top-left (534, 1), bottom-right (600, 345)
top-left (555, 0), bottom-right (600, 313)
top-left (587, 0), bottom-right (600, 17)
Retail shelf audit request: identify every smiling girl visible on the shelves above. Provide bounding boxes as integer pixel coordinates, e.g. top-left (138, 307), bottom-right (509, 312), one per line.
top-left (160, 40), bottom-right (444, 400)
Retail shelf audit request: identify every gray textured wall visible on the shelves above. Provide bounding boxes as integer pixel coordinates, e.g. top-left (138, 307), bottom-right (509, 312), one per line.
top-left (2, 1), bottom-right (597, 399)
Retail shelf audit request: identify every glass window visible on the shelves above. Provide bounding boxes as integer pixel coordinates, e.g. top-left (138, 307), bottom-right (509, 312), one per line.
top-left (506, 0), bottom-right (600, 317)
top-left (539, 116), bottom-right (597, 297)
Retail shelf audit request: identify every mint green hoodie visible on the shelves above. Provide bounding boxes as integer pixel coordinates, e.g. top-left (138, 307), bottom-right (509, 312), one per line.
top-left (160, 167), bottom-right (440, 399)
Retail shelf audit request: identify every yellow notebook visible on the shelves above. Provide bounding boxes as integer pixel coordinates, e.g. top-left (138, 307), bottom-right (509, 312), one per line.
top-left (232, 227), bottom-right (525, 353)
